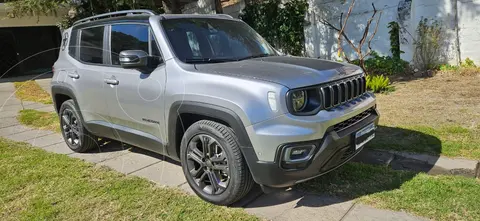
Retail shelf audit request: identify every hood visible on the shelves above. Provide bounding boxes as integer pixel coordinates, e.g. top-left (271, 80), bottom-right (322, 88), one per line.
top-left (193, 56), bottom-right (362, 89)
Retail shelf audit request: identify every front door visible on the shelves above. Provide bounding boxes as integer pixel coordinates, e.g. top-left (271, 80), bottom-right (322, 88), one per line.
top-left (102, 23), bottom-right (167, 153)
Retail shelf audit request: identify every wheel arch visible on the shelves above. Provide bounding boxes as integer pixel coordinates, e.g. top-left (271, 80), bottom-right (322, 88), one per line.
top-left (167, 101), bottom-right (254, 161)
top-left (51, 84), bottom-right (86, 127)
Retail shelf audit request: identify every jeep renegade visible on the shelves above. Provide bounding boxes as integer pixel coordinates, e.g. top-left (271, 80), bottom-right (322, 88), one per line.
top-left (52, 10), bottom-right (379, 205)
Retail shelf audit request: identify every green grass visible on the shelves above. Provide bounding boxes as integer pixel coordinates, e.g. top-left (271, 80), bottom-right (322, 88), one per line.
top-left (14, 80), bottom-right (52, 104)
top-left (367, 125), bottom-right (480, 159)
top-left (298, 163), bottom-right (480, 220)
top-left (0, 138), bottom-right (258, 221)
top-left (17, 109), bottom-right (60, 132)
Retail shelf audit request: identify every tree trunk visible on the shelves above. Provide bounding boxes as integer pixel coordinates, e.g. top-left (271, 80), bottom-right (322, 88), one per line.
top-left (214, 0), bottom-right (223, 14)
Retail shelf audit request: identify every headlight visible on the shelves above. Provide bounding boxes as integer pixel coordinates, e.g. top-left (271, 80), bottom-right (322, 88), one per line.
top-left (291, 90), bottom-right (307, 112)
top-left (287, 88), bottom-right (322, 115)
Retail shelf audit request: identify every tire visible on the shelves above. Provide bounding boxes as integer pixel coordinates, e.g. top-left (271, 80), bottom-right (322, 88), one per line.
top-left (59, 99), bottom-right (97, 153)
top-left (180, 120), bottom-right (254, 205)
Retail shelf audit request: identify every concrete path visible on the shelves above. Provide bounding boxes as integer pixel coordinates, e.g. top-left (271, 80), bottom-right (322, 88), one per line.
top-left (0, 81), bottom-right (428, 221)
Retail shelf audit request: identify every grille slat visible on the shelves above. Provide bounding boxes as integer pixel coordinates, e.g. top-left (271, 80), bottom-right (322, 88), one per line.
top-left (319, 75), bottom-right (367, 110)
top-left (333, 108), bottom-right (374, 133)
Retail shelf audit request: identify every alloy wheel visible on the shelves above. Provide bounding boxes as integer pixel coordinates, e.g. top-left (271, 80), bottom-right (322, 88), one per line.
top-left (186, 134), bottom-right (230, 195)
top-left (61, 109), bottom-right (81, 147)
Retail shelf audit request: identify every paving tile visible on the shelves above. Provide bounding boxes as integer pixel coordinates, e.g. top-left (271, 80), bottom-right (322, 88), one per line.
top-left (26, 132), bottom-right (64, 147)
top-left (131, 160), bottom-right (186, 187)
top-left (0, 125), bottom-right (32, 136)
top-left (342, 204), bottom-right (427, 221)
top-left (35, 106), bottom-right (55, 113)
top-left (0, 110), bottom-right (20, 118)
top-left (98, 152), bottom-right (161, 175)
top-left (23, 102), bottom-right (52, 110)
top-left (245, 190), bottom-right (305, 220)
top-left (1, 99), bottom-right (21, 106)
top-left (0, 104), bottom-right (23, 111)
top-left (42, 142), bottom-right (74, 155)
top-left (274, 194), bottom-right (354, 221)
top-left (0, 117), bottom-right (20, 128)
top-left (5, 129), bottom-right (53, 141)
top-left (70, 142), bottom-right (129, 164)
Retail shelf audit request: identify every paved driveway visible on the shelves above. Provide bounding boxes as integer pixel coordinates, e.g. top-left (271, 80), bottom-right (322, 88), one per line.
top-left (0, 79), bottom-right (427, 221)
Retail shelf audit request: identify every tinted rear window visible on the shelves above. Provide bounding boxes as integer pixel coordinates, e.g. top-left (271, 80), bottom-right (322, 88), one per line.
top-left (80, 26), bottom-right (105, 64)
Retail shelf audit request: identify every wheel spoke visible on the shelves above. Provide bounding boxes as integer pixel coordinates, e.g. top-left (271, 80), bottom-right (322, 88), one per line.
top-left (187, 151), bottom-right (204, 165)
top-left (212, 164), bottom-right (229, 173)
top-left (189, 167), bottom-right (204, 178)
top-left (61, 115), bottom-right (70, 125)
top-left (210, 152), bottom-right (226, 163)
top-left (201, 135), bottom-right (211, 157)
top-left (206, 171), bottom-right (219, 194)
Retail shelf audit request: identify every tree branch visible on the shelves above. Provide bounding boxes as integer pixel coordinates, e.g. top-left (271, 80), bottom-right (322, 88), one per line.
top-left (364, 10), bottom-right (383, 58)
top-left (359, 3), bottom-right (378, 49)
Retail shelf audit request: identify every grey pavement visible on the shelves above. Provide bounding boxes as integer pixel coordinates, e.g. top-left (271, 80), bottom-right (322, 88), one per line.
top-left (0, 81), bottom-right (429, 221)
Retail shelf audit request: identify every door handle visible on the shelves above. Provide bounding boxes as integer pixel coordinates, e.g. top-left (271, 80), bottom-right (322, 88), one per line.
top-left (104, 78), bottom-right (119, 85)
top-left (68, 73), bottom-right (79, 79)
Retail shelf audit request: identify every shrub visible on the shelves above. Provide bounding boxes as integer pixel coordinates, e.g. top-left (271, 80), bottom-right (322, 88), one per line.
top-left (351, 51), bottom-right (410, 75)
top-left (366, 75), bottom-right (393, 93)
top-left (439, 58), bottom-right (480, 76)
top-left (413, 18), bottom-right (446, 71)
top-left (461, 58), bottom-right (476, 68)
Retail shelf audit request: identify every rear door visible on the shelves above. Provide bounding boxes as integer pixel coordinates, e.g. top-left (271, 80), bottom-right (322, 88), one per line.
top-left (65, 25), bottom-right (115, 138)
top-left (102, 23), bottom-right (167, 153)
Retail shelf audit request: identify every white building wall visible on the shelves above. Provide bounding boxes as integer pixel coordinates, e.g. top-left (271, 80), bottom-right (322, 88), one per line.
top-left (457, 0), bottom-right (480, 64)
top-left (305, 0), bottom-right (480, 65)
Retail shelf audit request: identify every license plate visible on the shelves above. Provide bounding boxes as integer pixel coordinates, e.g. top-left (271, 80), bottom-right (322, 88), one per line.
top-left (355, 123), bottom-right (376, 150)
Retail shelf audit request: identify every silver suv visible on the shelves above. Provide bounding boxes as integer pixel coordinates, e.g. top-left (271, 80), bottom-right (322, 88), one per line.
top-left (52, 10), bottom-right (379, 205)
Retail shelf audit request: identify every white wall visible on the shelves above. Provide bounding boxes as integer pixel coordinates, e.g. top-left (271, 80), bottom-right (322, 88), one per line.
top-left (305, 0), bottom-right (480, 65)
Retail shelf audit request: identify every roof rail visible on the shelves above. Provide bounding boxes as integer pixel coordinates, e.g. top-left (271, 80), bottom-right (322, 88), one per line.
top-left (217, 14), bottom-right (234, 19)
top-left (73, 10), bottom-right (156, 26)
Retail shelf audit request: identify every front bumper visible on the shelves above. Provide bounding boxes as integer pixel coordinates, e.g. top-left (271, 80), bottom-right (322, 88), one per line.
top-left (242, 107), bottom-right (379, 188)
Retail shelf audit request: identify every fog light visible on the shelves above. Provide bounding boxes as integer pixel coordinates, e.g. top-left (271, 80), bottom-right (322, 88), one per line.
top-left (283, 145), bottom-right (315, 163)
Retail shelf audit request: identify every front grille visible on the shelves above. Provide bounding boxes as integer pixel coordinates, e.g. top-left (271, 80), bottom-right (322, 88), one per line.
top-left (321, 75), bottom-right (366, 109)
top-left (333, 108), bottom-right (374, 133)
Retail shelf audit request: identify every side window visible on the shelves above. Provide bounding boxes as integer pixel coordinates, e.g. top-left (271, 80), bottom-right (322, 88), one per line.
top-left (111, 24), bottom-right (149, 65)
top-left (68, 29), bottom-right (78, 58)
top-left (150, 32), bottom-right (161, 58)
top-left (80, 26), bottom-right (105, 64)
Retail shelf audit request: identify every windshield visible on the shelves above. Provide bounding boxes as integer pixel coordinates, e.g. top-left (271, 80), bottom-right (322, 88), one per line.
top-left (161, 18), bottom-right (278, 63)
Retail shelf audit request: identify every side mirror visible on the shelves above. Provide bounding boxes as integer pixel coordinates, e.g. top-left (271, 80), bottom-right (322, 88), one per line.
top-left (119, 50), bottom-right (148, 69)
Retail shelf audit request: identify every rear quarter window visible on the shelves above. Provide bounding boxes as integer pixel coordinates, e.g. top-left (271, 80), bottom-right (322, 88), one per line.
top-left (68, 29), bottom-right (78, 58)
top-left (79, 26), bottom-right (105, 64)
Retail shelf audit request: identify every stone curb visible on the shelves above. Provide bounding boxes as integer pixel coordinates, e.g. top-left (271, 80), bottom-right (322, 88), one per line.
top-left (353, 149), bottom-right (480, 178)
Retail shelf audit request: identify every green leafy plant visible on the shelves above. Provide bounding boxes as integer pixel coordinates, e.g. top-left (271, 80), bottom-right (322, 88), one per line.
top-left (351, 51), bottom-right (409, 75)
top-left (388, 21), bottom-right (402, 59)
top-left (439, 64), bottom-right (459, 71)
top-left (439, 58), bottom-right (479, 75)
top-left (240, 0), bottom-right (308, 56)
top-left (461, 57), bottom-right (476, 68)
top-left (366, 75), bottom-right (392, 93)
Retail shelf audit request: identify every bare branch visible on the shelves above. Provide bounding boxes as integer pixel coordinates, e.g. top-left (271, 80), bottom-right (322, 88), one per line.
top-left (359, 3), bottom-right (378, 49)
top-left (337, 0), bottom-right (355, 58)
top-left (320, 19), bottom-right (357, 53)
top-left (364, 10), bottom-right (383, 58)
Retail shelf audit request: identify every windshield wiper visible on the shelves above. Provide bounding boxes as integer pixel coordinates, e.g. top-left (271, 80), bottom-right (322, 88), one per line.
top-left (185, 58), bottom-right (238, 64)
top-left (237, 53), bottom-right (274, 61)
